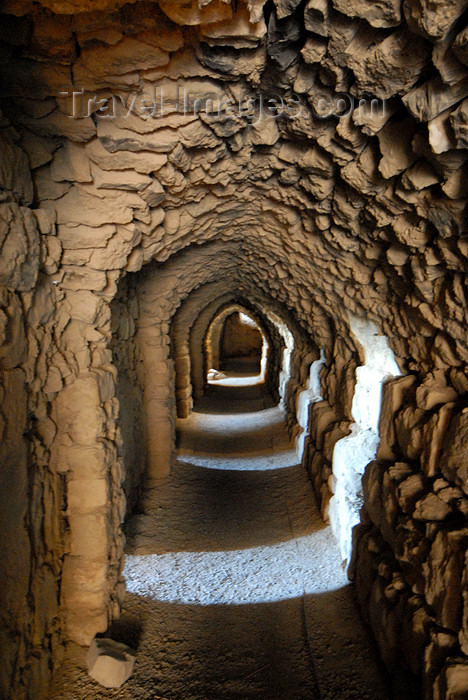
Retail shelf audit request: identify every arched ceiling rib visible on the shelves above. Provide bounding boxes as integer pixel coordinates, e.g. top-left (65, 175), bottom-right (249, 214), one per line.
top-left (141, 243), bottom-right (316, 348)
top-left (0, 0), bottom-right (466, 374)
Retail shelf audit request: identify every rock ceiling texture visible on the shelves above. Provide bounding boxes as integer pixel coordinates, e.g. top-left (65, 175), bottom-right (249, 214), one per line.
top-left (1, 0), bottom-right (466, 366)
top-left (0, 0), bottom-right (467, 698)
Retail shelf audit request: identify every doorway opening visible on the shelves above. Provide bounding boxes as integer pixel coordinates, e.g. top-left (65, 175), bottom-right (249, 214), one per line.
top-left (205, 308), bottom-right (269, 388)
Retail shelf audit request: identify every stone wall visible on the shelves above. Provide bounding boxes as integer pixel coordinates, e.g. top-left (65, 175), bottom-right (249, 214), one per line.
top-left (0, 0), bottom-right (466, 697)
top-left (350, 372), bottom-right (468, 698)
top-left (170, 293), bottom-right (279, 417)
top-left (190, 294), bottom-right (239, 400)
top-left (110, 275), bottom-right (145, 514)
top-left (303, 334), bottom-right (358, 517)
top-left (306, 333), bottom-right (468, 694)
top-left (0, 109), bottom-right (66, 698)
top-left (204, 303), bottom-right (273, 383)
top-left (219, 311), bottom-right (263, 365)
top-left (171, 283), bottom-right (230, 417)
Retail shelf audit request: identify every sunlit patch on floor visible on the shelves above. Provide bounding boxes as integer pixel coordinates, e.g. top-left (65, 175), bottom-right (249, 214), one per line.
top-left (177, 450), bottom-right (299, 471)
top-left (124, 529), bottom-right (347, 606)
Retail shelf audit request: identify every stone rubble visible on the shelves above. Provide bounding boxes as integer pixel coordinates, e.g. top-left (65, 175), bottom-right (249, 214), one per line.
top-left (85, 637), bottom-right (136, 689)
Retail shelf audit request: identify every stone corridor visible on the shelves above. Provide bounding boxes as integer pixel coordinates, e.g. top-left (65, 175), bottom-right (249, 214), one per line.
top-left (51, 378), bottom-right (389, 699)
top-left (1, 0), bottom-right (468, 697)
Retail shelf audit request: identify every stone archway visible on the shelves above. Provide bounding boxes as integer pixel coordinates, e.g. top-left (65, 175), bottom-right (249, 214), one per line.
top-left (0, 0), bottom-right (467, 696)
top-left (205, 305), bottom-right (267, 377)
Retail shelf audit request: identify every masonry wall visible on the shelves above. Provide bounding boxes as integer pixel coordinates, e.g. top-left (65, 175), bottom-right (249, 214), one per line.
top-left (219, 312), bottom-right (263, 365)
top-left (0, 0), bottom-right (467, 697)
top-left (353, 372), bottom-right (468, 698)
top-left (304, 334), bottom-right (358, 518)
top-left (305, 340), bottom-right (468, 696)
top-left (110, 275), bottom-right (145, 514)
top-left (0, 111), bottom-right (68, 696)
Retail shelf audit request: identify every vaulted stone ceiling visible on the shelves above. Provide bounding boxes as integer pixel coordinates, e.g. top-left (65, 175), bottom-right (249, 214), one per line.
top-left (1, 0), bottom-right (467, 369)
top-left (0, 1), bottom-right (467, 698)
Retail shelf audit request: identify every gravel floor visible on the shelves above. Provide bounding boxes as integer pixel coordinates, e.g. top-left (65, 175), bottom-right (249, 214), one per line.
top-left (50, 380), bottom-right (390, 700)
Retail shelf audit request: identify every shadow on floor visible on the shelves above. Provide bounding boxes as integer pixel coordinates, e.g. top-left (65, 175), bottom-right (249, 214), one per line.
top-left (178, 395), bottom-right (290, 455)
top-left (175, 423), bottom-right (290, 454)
top-left (124, 461), bottom-right (322, 555)
top-left (194, 381), bottom-right (275, 415)
top-left (219, 358), bottom-right (262, 374)
top-left (52, 587), bottom-right (394, 700)
top-left (49, 375), bottom-right (413, 700)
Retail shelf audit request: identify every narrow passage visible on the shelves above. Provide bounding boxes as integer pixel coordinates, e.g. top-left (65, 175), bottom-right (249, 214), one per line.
top-left (52, 379), bottom-right (389, 699)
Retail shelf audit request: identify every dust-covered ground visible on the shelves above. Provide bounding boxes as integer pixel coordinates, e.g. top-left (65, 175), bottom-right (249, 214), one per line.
top-left (50, 380), bottom-right (389, 700)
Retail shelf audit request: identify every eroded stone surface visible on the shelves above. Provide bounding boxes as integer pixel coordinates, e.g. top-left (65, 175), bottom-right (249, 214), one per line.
top-left (0, 1), bottom-right (467, 698)
top-left (86, 637), bottom-right (136, 688)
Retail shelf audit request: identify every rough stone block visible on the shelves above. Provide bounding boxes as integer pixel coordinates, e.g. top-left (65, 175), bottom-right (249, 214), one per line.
top-left (0, 136), bottom-right (33, 204)
top-left (403, 77), bottom-right (468, 122)
top-left (404, 0), bottom-right (468, 42)
top-left (434, 659), bottom-right (468, 700)
top-left (86, 638), bottom-right (136, 688)
top-left (333, 0), bottom-right (401, 28)
top-left (451, 99), bottom-right (468, 149)
top-left (0, 203), bottom-right (39, 292)
top-left (440, 409), bottom-right (468, 494)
